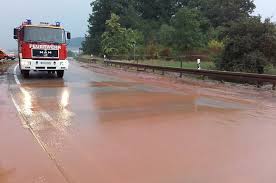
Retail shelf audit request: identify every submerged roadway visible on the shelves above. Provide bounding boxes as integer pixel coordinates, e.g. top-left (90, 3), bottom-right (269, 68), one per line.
top-left (1, 61), bottom-right (276, 183)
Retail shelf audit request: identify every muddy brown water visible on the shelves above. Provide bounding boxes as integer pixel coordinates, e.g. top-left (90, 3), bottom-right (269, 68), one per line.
top-left (1, 62), bottom-right (276, 183)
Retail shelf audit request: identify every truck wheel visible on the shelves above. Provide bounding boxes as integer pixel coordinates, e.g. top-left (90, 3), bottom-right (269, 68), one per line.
top-left (21, 70), bottom-right (29, 78)
top-left (57, 70), bottom-right (64, 78)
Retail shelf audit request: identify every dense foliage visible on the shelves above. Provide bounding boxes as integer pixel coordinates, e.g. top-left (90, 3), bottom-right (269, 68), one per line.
top-left (216, 17), bottom-right (276, 73)
top-left (101, 14), bottom-right (142, 55)
top-left (67, 50), bottom-right (76, 57)
top-left (82, 0), bottom-right (276, 73)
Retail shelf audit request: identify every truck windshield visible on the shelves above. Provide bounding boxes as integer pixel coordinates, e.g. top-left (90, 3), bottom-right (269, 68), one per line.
top-left (24, 27), bottom-right (66, 44)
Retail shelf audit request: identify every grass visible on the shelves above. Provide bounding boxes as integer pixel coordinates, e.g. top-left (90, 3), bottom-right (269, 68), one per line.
top-left (135, 59), bottom-right (215, 70)
top-left (266, 66), bottom-right (276, 75)
top-left (81, 55), bottom-right (94, 59)
top-left (79, 55), bottom-right (215, 70)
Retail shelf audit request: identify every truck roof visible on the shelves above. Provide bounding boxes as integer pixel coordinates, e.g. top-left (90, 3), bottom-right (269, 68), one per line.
top-left (23, 24), bottom-right (64, 29)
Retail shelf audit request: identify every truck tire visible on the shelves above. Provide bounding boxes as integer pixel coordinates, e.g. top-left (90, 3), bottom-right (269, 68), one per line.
top-left (21, 70), bottom-right (29, 78)
top-left (57, 70), bottom-right (64, 78)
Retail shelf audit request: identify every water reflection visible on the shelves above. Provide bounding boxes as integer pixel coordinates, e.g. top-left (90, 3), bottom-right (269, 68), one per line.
top-left (87, 90), bottom-right (248, 123)
top-left (195, 97), bottom-right (248, 110)
top-left (59, 88), bottom-right (74, 127)
top-left (20, 88), bottom-right (33, 116)
top-left (60, 89), bottom-right (70, 108)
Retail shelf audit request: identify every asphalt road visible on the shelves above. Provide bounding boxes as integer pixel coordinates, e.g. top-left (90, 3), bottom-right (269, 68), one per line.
top-left (1, 61), bottom-right (276, 183)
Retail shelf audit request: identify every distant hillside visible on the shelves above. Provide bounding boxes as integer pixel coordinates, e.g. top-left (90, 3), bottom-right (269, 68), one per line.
top-left (68, 37), bottom-right (85, 50)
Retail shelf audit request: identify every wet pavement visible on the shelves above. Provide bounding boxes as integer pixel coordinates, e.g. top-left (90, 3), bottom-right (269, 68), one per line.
top-left (1, 61), bottom-right (276, 183)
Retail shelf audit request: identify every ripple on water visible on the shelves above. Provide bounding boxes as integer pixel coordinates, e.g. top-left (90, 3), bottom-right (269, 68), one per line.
top-left (195, 97), bottom-right (251, 110)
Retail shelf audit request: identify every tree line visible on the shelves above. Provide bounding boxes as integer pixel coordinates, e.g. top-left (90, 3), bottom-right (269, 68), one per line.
top-left (82, 0), bottom-right (276, 73)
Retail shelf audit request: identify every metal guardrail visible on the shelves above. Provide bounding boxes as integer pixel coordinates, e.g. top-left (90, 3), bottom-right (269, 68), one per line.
top-left (102, 60), bottom-right (276, 90)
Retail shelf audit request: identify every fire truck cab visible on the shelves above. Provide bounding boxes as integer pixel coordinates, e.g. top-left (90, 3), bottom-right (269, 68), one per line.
top-left (14, 20), bottom-right (71, 78)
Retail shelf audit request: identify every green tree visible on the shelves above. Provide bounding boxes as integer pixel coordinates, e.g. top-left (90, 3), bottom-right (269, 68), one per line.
top-left (82, 0), bottom-right (257, 56)
top-left (82, 0), bottom-right (139, 54)
top-left (136, 0), bottom-right (177, 22)
top-left (172, 7), bottom-right (209, 51)
top-left (159, 24), bottom-right (175, 46)
top-left (199, 0), bottom-right (255, 27)
top-left (216, 17), bottom-right (276, 73)
top-left (101, 14), bottom-right (143, 56)
top-left (67, 50), bottom-right (76, 57)
top-left (82, 0), bottom-right (111, 54)
top-left (173, 0), bottom-right (255, 27)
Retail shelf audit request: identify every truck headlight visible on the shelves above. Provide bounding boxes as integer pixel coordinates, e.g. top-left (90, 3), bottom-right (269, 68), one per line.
top-left (21, 61), bottom-right (29, 66)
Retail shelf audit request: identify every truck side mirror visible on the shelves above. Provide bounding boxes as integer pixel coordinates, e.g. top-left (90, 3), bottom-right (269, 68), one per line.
top-left (67, 32), bottom-right (71, 40)
top-left (13, 28), bottom-right (18, 39)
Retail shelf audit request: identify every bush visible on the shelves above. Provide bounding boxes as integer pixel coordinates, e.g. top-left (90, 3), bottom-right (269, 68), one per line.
top-left (216, 50), bottom-right (268, 73)
top-left (159, 48), bottom-right (172, 57)
top-left (208, 40), bottom-right (224, 53)
top-left (145, 44), bottom-right (158, 59)
top-left (216, 17), bottom-right (276, 73)
top-left (68, 50), bottom-right (76, 57)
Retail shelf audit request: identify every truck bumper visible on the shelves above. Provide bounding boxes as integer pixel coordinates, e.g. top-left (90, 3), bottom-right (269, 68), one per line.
top-left (20, 59), bottom-right (69, 71)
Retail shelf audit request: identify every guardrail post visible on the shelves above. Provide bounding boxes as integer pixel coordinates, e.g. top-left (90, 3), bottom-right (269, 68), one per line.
top-left (197, 59), bottom-right (201, 70)
top-left (257, 81), bottom-right (262, 88)
top-left (273, 83), bottom-right (276, 90)
top-left (180, 60), bottom-right (183, 78)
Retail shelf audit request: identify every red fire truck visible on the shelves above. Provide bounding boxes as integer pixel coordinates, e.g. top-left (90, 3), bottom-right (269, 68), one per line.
top-left (13, 20), bottom-right (71, 78)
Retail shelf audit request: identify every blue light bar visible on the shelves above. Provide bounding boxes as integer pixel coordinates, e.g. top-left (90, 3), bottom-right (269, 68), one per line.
top-left (26, 19), bottom-right (32, 25)
top-left (56, 22), bottom-right (61, 27)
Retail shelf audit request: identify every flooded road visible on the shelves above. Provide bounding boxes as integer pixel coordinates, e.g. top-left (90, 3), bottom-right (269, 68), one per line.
top-left (1, 61), bottom-right (276, 183)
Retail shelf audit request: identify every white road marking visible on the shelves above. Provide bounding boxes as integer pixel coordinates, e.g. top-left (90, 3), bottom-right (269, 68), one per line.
top-left (11, 64), bottom-right (72, 183)
top-left (11, 94), bottom-right (21, 112)
top-left (12, 64), bottom-right (56, 123)
top-left (13, 64), bottom-right (20, 85)
top-left (41, 112), bottom-right (53, 122)
top-left (11, 95), bottom-right (28, 128)
top-left (12, 92), bottom-right (47, 149)
top-left (13, 64), bottom-right (27, 94)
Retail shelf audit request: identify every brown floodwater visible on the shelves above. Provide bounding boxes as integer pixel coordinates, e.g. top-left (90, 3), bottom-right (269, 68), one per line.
top-left (1, 62), bottom-right (276, 183)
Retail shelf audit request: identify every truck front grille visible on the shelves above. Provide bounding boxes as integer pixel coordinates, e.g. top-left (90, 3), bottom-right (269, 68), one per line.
top-left (32, 49), bottom-right (59, 58)
top-left (36, 67), bottom-right (45, 70)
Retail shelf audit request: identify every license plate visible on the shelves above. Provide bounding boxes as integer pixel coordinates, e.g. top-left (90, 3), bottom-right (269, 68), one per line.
top-left (40, 62), bottom-right (51, 65)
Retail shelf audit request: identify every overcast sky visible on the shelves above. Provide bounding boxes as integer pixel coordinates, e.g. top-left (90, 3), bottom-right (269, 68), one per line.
top-left (0, 0), bottom-right (276, 50)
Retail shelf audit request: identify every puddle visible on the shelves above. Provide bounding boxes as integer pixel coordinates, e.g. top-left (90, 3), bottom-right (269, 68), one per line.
top-left (87, 90), bottom-right (250, 123)
top-left (0, 166), bottom-right (15, 183)
top-left (90, 81), bottom-right (138, 88)
top-left (21, 81), bottom-right (66, 88)
top-left (0, 99), bottom-right (6, 105)
top-left (93, 91), bottom-right (248, 111)
top-left (0, 76), bottom-right (6, 84)
top-left (196, 97), bottom-right (250, 110)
